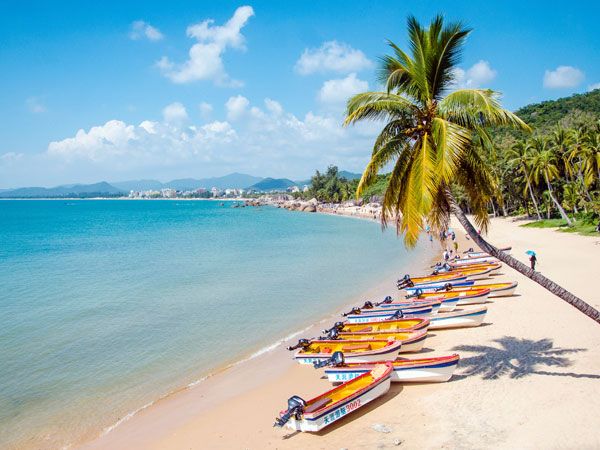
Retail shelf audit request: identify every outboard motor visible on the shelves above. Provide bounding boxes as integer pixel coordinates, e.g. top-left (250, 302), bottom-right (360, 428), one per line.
top-left (322, 321), bottom-right (345, 335)
top-left (431, 269), bottom-right (440, 275)
top-left (274, 395), bottom-right (307, 427)
top-left (313, 351), bottom-right (345, 369)
top-left (444, 262), bottom-right (452, 271)
top-left (375, 295), bottom-right (393, 306)
top-left (361, 301), bottom-right (374, 309)
top-left (388, 309), bottom-right (404, 319)
top-left (434, 282), bottom-right (453, 292)
top-left (342, 307), bottom-right (362, 317)
top-left (286, 338), bottom-right (311, 351)
top-left (405, 288), bottom-right (423, 299)
top-left (397, 274), bottom-right (413, 289)
top-left (318, 328), bottom-right (340, 340)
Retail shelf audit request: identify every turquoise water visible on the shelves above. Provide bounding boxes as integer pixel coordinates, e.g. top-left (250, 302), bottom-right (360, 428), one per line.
top-left (0, 200), bottom-right (427, 449)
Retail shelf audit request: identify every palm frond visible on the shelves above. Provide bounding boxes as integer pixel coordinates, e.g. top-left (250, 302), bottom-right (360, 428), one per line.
top-left (344, 92), bottom-right (418, 126)
top-left (431, 117), bottom-right (471, 184)
top-left (439, 89), bottom-right (531, 131)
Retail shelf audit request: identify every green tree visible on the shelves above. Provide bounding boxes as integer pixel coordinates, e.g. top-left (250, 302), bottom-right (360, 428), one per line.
top-left (505, 141), bottom-right (542, 219)
top-left (528, 137), bottom-right (573, 225)
top-left (344, 15), bottom-right (599, 323)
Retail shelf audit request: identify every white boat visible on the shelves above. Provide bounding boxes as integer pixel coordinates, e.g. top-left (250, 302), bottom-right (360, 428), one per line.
top-left (344, 305), bottom-right (434, 324)
top-left (275, 363), bottom-right (393, 432)
top-left (323, 354), bottom-right (460, 384)
top-left (429, 306), bottom-right (487, 329)
top-left (465, 246), bottom-right (512, 258)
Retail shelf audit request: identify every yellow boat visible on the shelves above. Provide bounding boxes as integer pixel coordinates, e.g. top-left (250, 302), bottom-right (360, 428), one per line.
top-left (290, 338), bottom-right (403, 364)
top-left (335, 318), bottom-right (430, 334)
top-left (274, 363), bottom-right (393, 431)
top-left (447, 281), bottom-right (518, 297)
top-left (337, 329), bottom-right (427, 352)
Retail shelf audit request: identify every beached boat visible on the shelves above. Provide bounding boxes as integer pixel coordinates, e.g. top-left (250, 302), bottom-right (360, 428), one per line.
top-left (289, 338), bottom-right (403, 364)
top-left (323, 317), bottom-right (430, 335)
top-left (429, 306), bottom-right (487, 329)
top-left (450, 256), bottom-right (499, 266)
top-left (336, 329), bottom-right (428, 353)
top-left (323, 354), bottom-right (460, 384)
top-left (406, 281), bottom-right (517, 297)
top-left (376, 296), bottom-right (458, 312)
top-left (274, 363), bottom-right (393, 431)
top-left (343, 303), bottom-right (438, 323)
top-left (464, 246), bottom-right (511, 258)
top-left (404, 288), bottom-right (490, 305)
top-left (397, 272), bottom-right (467, 288)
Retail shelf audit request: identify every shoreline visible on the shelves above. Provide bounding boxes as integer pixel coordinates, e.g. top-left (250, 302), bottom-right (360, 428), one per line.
top-left (77, 235), bottom-right (438, 449)
top-left (68, 209), bottom-right (437, 450)
top-left (82, 216), bottom-right (600, 449)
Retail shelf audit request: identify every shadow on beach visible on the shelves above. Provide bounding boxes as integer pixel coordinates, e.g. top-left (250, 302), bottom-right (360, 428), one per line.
top-left (451, 336), bottom-right (600, 381)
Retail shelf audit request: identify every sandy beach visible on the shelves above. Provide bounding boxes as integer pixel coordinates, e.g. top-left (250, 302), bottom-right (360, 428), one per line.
top-left (81, 216), bottom-right (600, 450)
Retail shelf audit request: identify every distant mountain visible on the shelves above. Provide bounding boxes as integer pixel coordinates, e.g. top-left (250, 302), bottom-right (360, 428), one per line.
top-left (338, 170), bottom-right (362, 180)
top-left (112, 179), bottom-right (163, 192)
top-left (113, 173), bottom-right (264, 191)
top-left (248, 178), bottom-right (296, 191)
top-left (0, 181), bottom-right (123, 198)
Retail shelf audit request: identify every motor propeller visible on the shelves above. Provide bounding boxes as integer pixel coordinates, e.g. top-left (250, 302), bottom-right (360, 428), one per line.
top-left (435, 283), bottom-right (453, 292)
top-left (405, 288), bottom-right (423, 299)
top-left (313, 351), bottom-right (345, 369)
top-left (322, 321), bottom-right (345, 335)
top-left (286, 338), bottom-right (311, 351)
top-left (375, 295), bottom-right (393, 306)
top-left (274, 395), bottom-right (307, 427)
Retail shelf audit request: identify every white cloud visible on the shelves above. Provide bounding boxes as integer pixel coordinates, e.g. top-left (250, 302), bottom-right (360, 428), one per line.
top-left (26, 97), bottom-right (46, 113)
top-left (543, 66), bottom-right (584, 89)
top-left (587, 82), bottom-right (600, 92)
top-left (225, 95), bottom-right (250, 121)
top-left (199, 102), bottom-right (213, 118)
top-left (0, 152), bottom-right (24, 163)
top-left (157, 6), bottom-right (254, 86)
top-left (318, 73), bottom-right (368, 105)
top-left (29, 98), bottom-right (381, 186)
top-left (451, 60), bottom-right (497, 89)
top-left (162, 102), bottom-right (188, 123)
top-left (295, 41), bottom-right (372, 75)
top-left (129, 20), bottom-right (164, 41)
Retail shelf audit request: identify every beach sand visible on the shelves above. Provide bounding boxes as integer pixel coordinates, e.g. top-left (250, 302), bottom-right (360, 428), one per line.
top-left (81, 217), bottom-right (600, 450)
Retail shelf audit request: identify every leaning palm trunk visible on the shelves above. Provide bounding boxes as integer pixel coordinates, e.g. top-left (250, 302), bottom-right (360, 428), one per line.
top-left (524, 168), bottom-right (542, 220)
top-left (544, 170), bottom-right (572, 225)
top-left (448, 191), bottom-right (600, 324)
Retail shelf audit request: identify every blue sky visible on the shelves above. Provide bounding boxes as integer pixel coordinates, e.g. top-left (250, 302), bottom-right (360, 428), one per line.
top-left (1, 0), bottom-right (599, 188)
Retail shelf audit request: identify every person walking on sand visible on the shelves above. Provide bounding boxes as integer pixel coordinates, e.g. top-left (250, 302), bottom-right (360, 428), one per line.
top-left (443, 249), bottom-right (450, 261)
top-left (530, 253), bottom-right (537, 271)
top-left (453, 241), bottom-right (458, 252)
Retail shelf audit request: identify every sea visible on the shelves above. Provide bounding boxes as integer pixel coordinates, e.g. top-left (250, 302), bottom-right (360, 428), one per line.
top-left (0, 199), bottom-right (430, 449)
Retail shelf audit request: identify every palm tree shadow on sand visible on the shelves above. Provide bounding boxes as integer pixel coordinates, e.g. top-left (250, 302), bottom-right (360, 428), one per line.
top-left (452, 336), bottom-right (600, 380)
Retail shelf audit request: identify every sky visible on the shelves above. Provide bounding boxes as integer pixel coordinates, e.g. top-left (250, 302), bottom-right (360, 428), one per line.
top-left (1, 0), bottom-right (599, 188)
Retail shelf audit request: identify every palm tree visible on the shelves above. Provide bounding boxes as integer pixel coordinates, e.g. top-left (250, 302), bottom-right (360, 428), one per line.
top-left (528, 137), bottom-right (573, 225)
top-left (344, 15), bottom-right (599, 323)
top-left (506, 141), bottom-right (542, 219)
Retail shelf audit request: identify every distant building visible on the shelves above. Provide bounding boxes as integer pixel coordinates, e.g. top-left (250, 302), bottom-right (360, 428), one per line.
top-left (161, 188), bottom-right (177, 198)
top-left (287, 185), bottom-right (300, 193)
top-left (211, 187), bottom-right (220, 197)
top-left (302, 185), bottom-right (310, 193)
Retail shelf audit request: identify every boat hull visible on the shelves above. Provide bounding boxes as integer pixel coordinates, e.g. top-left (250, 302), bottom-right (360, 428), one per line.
top-left (429, 306), bottom-right (487, 330)
top-left (294, 340), bottom-right (403, 364)
top-left (455, 290), bottom-right (490, 305)
top-left (338, 330), bottom-right (428, 353)
top-left (324, 355), bottom-right (459, 384)
top-left (285, 371), bottom-right (392, 432)
top-left (345, 305), bottom-right (433, 323)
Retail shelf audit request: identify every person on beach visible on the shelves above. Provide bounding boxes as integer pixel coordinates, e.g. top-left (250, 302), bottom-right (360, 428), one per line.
top-left (443, 249), bottom-right (449, 261)
top-left (453, 241), bottom-right (458, 252)
top-left (530, 253), bottom-right (537, 271)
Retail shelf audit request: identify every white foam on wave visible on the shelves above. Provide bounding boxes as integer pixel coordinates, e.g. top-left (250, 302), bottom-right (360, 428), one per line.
top-left (100, 323), bottom-right (315, 437)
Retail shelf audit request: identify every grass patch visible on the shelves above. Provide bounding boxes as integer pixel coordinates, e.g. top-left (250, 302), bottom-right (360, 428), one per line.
top-left (522, 218), bottom-right (599, 236)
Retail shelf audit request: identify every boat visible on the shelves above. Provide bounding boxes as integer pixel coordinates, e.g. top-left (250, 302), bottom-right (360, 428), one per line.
top-left (406, 281), bottom-right (517, 297)
top-left (323, 317), bottom-right (430, 335)
top-left (450, 256), bottom-right (499, 266)
top-left (336, 329), bottom-right (428, 353)
top-left (344, 304), bottom-right (436, 324)
top-left (323, 354), bottom-right (460, 384)
top-left (288, 338), bottom-right (403, 364)
top-left (429, 306), bottom-right (487, 329)
top-left (274, 363), bottom-right (393, 431)
top-left (397, 272), bottom-right (467, 288)
top-left (431, 281), bottom-right (518, 298)
top-left (376, 296), bottom-right (458, 312)
top-left (464, 246), bottom-right (511, 258)
top-left (403, 288), bottom-right (490, 305)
